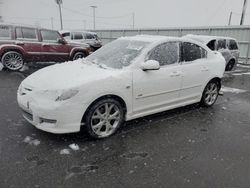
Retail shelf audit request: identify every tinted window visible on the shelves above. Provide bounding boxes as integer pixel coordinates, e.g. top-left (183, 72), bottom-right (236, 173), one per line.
top-left (22, 28), bottom-right (37, 39)
top-left (73, 32), bottom-right (83, 40)
top-left (16, 27), bottom-right (23, 38)
top-left (207, 40), bottom-right (216, 51)
top-left (181, 42), bottom-right (206, 62)
top-left (0, 25), bottom-right (11, 39)
top-left (217, 39), bottom-right (226, 50)
top-left (41, 30), bottom-right (60, 41)
top-left (228, 40), bottom-right (238, 50)
top-left (85, 33), bottom-right (95, 39)
top-left (148, 42), bottom-right (179, 66)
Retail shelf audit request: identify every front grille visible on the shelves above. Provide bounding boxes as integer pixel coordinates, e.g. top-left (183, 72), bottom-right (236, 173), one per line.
top-left (22, 110), bottom-right (33, 121)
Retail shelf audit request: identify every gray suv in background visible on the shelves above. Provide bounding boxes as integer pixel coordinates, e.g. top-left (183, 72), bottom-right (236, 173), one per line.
top-left (185, 34), bottom-right (240, 71)
top-left (60, 30), bottom-right (102, 51)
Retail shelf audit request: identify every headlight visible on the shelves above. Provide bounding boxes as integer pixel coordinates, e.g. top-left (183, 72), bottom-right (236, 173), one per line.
top-left (55, 89), bottom-right (79, 101)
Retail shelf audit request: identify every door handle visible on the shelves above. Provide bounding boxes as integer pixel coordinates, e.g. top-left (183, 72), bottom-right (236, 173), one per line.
top-left (42, 43), bottom-right (50, 47)
top-left (170, 71), bottom-right (181, 77)
top-left (201, 67), bottom-right (209, 72)
top-left (15, 41), bottom-right (24, 45)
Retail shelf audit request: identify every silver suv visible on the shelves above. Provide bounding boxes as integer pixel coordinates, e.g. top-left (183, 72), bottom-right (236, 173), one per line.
top-left (60, 30), bottom-right (102, 51)
top-left (185, 35), bottom-right (240, 71)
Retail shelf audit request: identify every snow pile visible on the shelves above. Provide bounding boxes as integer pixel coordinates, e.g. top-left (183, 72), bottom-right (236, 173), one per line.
top-left (69, 143), bottom-right (80, 151)
top-left (221, 87), bottom-right (247, 94)
top-left (0, 63), bottom-right (3, 71)
top-left (23, 136), bottom-right (40, 146)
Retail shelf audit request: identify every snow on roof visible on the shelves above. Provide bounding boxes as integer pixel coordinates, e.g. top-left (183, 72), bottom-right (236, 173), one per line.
top-left (184, 34), bottom-right (236, 44)
top-left (118, 35), bottom-right (179, 43)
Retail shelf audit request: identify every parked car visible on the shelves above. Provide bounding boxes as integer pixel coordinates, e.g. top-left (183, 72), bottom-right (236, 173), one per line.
top-left (184, 34), bottom-right (240, 71)
top-left (17, 35), bottom-right (226, 139)
top-left (60, 30), bottom-right (102, 51)
top-left (0, 24), bottom-right (91, 71)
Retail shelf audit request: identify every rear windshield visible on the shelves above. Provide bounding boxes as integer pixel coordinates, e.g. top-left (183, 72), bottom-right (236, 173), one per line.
top-left (0, 25), bottom-right (11, 39)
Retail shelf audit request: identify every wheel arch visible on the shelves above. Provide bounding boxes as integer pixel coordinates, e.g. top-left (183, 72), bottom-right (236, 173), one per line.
top-left (69, 47), bottom-right (88, 60)
top-left (81, 94), bottom-right (127, 124)
top-left (207, 77), bottom-right (222, 90)
top-left (0, 45), bottom-right (26, 59)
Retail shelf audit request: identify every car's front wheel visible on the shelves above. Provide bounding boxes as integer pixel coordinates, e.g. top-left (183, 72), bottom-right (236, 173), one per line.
top-left (72, 52), bottom-right (86, 61)
top-left (1, 51), bottom-right (24, 71)
top-left (200, 81), bottom-right (219, 107)
top-left (84, 98), bottom-right (125, 139)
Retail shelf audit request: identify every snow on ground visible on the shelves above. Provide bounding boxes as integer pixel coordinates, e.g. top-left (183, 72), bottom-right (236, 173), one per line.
top-left (221, 87), bottom-right (247, 94)
top-left (23, 136), bottom-right (41, 146)
top-left (0, 63), bottom-right (3, 71)
top-left (19, 64), bottom-right (29, 72)
top-left (60, 149), bottom-right (71, 155)
top-left (69, 143), bottom-right (80, 151)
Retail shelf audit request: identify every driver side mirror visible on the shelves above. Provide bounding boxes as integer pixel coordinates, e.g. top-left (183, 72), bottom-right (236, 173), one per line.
top-left (140, 60), bottom-right (160, 71)
top-left (57, 38), bottom-right (66, 44)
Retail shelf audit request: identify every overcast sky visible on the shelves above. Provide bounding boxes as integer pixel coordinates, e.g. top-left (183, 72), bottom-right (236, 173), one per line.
top-left (1, 0), bottom-right (250, 30)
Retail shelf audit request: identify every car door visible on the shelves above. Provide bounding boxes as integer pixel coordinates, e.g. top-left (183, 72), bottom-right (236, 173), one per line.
top-left (40, 29), bottom-right (69, 62)
top-left (132, 42), bottom-right (182, 115)
top-left (179, 42), bottom-right (210, 102)
top-left (15, 27), bottom-right (42, 62)
top-left (228, 39), bottom-right (240, 60)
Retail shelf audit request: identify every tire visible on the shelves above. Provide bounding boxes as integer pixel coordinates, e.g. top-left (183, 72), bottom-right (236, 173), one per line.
top-left (1, 51), bottom-right (24, 71)
top-left (84, 98), bottom-right (125, 139)
top-left (72, 52), bottom-right (86, 61)
top-left (200, 81), bottom-right (219, 107)
top-left (225, 60), bottom-right (235, 71)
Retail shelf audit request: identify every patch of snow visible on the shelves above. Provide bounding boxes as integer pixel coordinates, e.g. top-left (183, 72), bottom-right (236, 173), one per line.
top-left (243, 72), bottom-right (250, 75)
top-left (221, 87), bottom-right (247, 94)
top-left (23, 136), bottom-right (40, 146)
top-left (19, 64), bottom-right (29, 72)
top-left (69, 143), bottom-right (79, 151)
top-left (60, 149), bottom-right (70, 155)
top-left (0, 63), bottom-right (3, 71)
top-left (222, 107), bottom-right (227, 110)
top-left (23, 136), bottom-right (32, 143)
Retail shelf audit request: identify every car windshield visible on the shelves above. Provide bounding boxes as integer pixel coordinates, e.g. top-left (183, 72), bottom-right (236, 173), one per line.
top-left (86, 39), bottom-right (150, 69)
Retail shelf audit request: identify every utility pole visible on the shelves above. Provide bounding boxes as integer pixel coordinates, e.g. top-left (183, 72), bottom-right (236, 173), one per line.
top-left (228, 11), bottom-right (232, 26)
top-left (55, 0), bottom-right (63, 30)
top-left (90, 6), bottom-right (97, 30)
top-left (240, 0), bottom-right (248, 25)
top-left (83, 20), bottom-right (86, 30)
top-left (51, 17), bottom-right (54, 30)
top-left (132, 12), bottom-right (135, 29)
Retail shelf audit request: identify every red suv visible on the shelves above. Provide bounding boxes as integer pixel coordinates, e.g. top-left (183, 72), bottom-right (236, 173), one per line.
top-left (0, 24), bottom-right (91, 71)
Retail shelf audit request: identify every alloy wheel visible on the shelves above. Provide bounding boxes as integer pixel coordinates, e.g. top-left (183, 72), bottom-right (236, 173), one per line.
top-left (2, 52), bottom-right (24, 71)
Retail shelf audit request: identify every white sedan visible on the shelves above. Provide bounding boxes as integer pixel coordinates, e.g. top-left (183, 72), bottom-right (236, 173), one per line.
top-left (17, 35), bottom-right (226, 139)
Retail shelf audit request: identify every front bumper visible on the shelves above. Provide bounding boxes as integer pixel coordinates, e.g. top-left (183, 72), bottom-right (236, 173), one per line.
top-left (17, 93), bottom-right (84, 134)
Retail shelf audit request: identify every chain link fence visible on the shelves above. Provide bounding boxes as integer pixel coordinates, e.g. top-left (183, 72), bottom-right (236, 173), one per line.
top-left (93, 26), bottom-right (250, 64)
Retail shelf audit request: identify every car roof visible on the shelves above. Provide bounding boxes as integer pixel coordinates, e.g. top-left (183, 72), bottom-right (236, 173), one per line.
top-left (59, 30), bottom-right (97, 35)
top-left (0, 23), bottom-right (56, 31)
top-left (119, 35), bottom-right (181, 43)
top-left (184, 34), bottom-right (236, 44)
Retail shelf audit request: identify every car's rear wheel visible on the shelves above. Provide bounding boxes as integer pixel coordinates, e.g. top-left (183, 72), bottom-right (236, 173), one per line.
top-left (84, 98), bottom-right (125, 139)
top-left (225, 60), bottom-right (235, 71)
top-left (72, 52), bottom-right (86, 61)
top-left (200, 81), bottom-right (219, 107)
top-left (1, 51), bottom-right (24, 71)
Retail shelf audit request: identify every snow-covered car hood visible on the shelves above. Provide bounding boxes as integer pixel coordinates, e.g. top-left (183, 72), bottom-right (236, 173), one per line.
top-left (21, 59), bottom-right (118, 91)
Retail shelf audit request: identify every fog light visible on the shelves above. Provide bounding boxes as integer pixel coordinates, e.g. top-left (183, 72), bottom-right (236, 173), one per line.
top-left (40, 117), bottom-right (57, 124)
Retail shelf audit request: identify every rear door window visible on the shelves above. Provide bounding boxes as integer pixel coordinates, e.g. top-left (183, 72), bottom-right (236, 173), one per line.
top-left (181, 42), bottom-right (207, 62)
top-left (148, 42), bottom-right (179, 66)
top-left (22, 28), bottom-right (38, 40)
top-left (73, 32), bottom-right (83, 40)
top-left (217, 39), bottom-right (226, 50)
top-left (0, 25), bottom-right (11, 39)
top-left (228, 40), bottom-right (238, 50)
